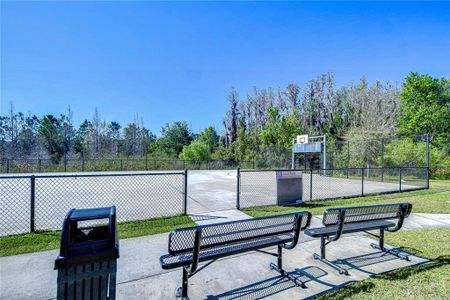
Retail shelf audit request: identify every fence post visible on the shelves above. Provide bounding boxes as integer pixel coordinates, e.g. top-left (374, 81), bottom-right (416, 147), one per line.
top-left (381, 138), bottom-right (384, 182)
top-left (361, 168), bottom-right (364, 196)
top-left (81, 158), bottom-right (85, 171)
top-left (64, 158), bottom-right (67, 172)
top-left (425, 134), bottom-right (430, 189)
top-left (183, 169), bottom-right (188, 214)
top-left (347, 141), bottom-right (350, 178)
top-left (236, 168), bottom-right (240, 210)
top-left (120, 159), bottom-right (123, 171)
top-left (6, 159), bottom-right (10, 173)
top-left (30, 175), bottom-right (36, 233)
top-left (399, 167), bottom-right (402, 192)
top-left (310, 168), bottom-right (313, 201)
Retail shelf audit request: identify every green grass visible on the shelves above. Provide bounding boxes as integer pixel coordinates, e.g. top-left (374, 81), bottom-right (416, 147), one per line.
top-left (0, 215), bottom-right (195, 257)
top-left (244, 180), bottom-right (450, 217)
top-left (318, 228), bottom-right (450, 299)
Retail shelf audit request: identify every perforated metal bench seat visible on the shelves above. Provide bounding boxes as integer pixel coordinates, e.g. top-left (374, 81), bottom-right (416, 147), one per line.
top-left (161, 232), bottom-right (294, 269)
top-left (304, 203), bottom-right (413, 275)
top-left (305, 220), bottom-right (395, 238)
top-left (160, 212), bottom-right (312, 299)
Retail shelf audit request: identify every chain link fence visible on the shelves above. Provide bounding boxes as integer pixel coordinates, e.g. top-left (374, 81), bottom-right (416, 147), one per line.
top-left (0, 164), bottom-right (429, 236)
top-left (238, 167), bottom-right (428, 209)
top-left (0, 171), bottom-right (186, 236)
top-left (0, 158), bottom-right (254, 173)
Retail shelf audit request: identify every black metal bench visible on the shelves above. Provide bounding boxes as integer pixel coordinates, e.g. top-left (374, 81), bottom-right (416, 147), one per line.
top-left (160, 212), bottom-right (312, 299)
top-left (305, 203), bottom-right (412, 275)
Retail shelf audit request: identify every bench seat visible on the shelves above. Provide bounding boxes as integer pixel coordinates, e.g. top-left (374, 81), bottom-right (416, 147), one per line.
top-left (160, 212), bottom-right (312, 298)
top-left (305, 220), bottom-right (395, 238)
top-left (304, 203), bottom-right (412, 275)
top-left (161, 232), bottom-right (294, 269)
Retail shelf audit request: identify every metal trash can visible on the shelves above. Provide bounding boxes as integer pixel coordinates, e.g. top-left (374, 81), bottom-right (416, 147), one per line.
top-left (54, 206), bottom-right (119, 300)
top-left (276, 171), bottom-right (302, 205)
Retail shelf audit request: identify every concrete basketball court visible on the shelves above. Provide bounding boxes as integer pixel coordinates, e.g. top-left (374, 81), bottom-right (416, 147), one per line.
top-left (189, 170), bottom-right (423, 211)
top-left (0, 170), bottom-right (425, 236)
top-left (187, 170), bottom-right (422, 211)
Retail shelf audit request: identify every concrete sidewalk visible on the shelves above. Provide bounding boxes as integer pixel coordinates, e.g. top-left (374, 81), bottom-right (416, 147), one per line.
top-left (0, 213), bottom-right (449, 300)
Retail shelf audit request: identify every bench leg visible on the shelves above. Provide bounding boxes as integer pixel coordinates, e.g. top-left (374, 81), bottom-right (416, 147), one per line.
top-left (270, 245), bottom-right (306, 288)
top-left (176, 268), bottom-right (190, 300)
top-left (370, 229), bottom-right (409, 261)
top-left (313, 237), bottom-right (349, 275)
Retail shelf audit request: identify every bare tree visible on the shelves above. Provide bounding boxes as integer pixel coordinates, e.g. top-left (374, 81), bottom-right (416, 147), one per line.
top-left (285, 83), bottom-right (300, 112)
top-left (223, 87), bottom-right (240, 145)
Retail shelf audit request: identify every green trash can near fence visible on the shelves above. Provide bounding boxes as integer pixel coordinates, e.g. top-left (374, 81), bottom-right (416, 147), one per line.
top-left (276, 171), bottom-right (303, 205)
top-left (54, 206), bottom-right (119, 300)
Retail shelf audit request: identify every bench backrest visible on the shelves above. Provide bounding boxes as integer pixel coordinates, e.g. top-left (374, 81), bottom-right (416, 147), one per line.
top-left (322, 203), bottom-right (412, 226)
top-left (168, 212), bottom-right (310, 255)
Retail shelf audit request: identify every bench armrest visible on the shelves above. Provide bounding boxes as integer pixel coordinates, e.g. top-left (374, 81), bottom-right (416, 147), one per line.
top-left (185, 228), bottom-right (202, 274)
top-left (283, 212), bottom-right (312, 250)
top-left (328, 209), bottom-right (346, 242)
top-left (386, 204), bottom-right (410, 232)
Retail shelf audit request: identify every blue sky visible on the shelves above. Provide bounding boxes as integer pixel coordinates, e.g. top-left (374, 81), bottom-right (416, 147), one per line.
top-left (1, 1), bottom-right (449, 135)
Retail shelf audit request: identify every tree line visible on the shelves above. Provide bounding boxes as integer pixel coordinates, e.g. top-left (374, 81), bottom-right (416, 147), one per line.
top-left (1, 72), bottom-right (448, 175)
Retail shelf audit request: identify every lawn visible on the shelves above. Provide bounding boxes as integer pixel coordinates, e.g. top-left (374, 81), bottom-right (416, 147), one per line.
top-left (0, 215), bottom-right (195, 257)
top-left (244, 180), bottom-right (450, 218)
top-left (318, 228), bottom-right (450, 299)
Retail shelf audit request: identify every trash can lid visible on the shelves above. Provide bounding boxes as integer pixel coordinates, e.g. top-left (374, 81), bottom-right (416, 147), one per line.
top-left (68, 207), bottom-right (114, 221)
top-left (55, 206), bottom-right (119, 269)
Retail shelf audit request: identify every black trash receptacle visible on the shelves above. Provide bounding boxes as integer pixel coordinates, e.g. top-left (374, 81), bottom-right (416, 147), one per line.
top-left (55, 206), bottom-right (119, 300)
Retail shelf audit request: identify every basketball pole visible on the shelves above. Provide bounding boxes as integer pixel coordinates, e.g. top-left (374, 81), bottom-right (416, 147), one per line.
top-left (323, 135), bottom-right (327, 171)
top-left (291, 139), bottom-right (295, 170)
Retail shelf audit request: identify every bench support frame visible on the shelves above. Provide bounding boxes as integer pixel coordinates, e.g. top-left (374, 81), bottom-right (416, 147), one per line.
top-left (176, 245), bottom-right (306, 299)
top-left (310, 204), bottom-right (412, 276)
top-left (369, 228), bottom-right (409, 261)
top-left (268, 245), bottom-right (306, 288)
top-left (178, 268), bottom-right (189, 300)
top-left (313, 237), bottom-right (349, 275)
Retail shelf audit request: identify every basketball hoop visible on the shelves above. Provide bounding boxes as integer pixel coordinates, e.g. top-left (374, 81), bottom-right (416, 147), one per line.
top-left (296, 135), bottom-right (309, 144)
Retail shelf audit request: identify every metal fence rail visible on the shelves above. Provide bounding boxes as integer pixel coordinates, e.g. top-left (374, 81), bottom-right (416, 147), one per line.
top-left (237, 167), bottom-right (428, 209)
top-left (0, 158), bottom-right (254, 173)
top-left (0, 171), bottom-right (187, 236)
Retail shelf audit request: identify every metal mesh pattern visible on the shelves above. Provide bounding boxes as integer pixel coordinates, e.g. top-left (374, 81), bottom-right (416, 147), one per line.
top-left (310, 168), bottom-right (362, 200)
top-left (0, 172), bottom-right (185, 236)
top-left (323, 204), bottom-right (405, 226)
top-left (0, 177), bottom-right (31, 236)
top-left (363, 167), bottom-right (400, 195)
top-left (162, 233), bottom-right (294, 267)
top-left (35, 173), bottom-right (185, 231)
top-left (238, 167), bottom-right (427, 208)
top-left (401, 167), bottom-right (427, 190)
top-left (168, 214), bottom-right (302, 255)
top-left (240, 171), bottom-right (277, 208)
